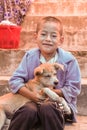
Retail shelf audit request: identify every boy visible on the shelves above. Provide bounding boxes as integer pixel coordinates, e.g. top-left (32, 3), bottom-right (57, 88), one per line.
top-left (8, 16), bottom-right (81, 130)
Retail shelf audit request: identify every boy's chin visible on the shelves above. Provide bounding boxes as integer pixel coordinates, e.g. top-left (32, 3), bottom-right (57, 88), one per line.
top-left (44, 49), bottom-right (56, 54)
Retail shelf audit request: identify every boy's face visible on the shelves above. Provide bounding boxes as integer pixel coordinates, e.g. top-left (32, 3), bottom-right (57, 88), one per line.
top-left (36, 21), bottom-right (63, 56)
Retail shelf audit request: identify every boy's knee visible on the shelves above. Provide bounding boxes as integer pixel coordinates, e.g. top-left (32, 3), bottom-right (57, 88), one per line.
top-left (40, 102), bottom-right (53, 115)
top-left (17, 102), bottom-right (38, 118)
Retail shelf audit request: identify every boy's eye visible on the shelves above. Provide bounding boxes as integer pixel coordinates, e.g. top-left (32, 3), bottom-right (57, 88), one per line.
top-left (51, 35), bottom-right (57, 38)
top-left (41, 33), bottom-right (46, 36)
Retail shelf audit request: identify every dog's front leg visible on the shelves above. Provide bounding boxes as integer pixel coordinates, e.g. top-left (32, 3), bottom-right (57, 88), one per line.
top-left (42, 88), bottom-right (71, 114)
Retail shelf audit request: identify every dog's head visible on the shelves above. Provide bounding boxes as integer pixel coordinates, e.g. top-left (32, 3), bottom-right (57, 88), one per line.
top-left (34, 63), bottom-right (64, 88)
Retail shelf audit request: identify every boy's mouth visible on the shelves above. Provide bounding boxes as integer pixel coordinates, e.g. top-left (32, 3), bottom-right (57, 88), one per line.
top-left (43, 43), bottom-right (53, 46)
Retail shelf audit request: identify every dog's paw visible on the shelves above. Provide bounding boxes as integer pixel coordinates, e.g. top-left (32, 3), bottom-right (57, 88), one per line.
top-left (42, 88), bottom-right (61, 102)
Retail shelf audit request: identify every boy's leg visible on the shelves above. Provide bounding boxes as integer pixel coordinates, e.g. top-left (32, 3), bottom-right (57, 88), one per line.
top-left (8, 102), bottom-right (40, 130)
top-left (39, 101), bottom-right (64, 130)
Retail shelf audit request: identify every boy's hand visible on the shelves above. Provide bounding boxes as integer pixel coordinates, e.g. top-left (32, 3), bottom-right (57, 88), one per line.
top-left (29, 91), bottom-right (46, 103)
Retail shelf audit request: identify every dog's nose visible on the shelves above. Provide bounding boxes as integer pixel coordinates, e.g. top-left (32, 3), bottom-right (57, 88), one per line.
top-left (54, 81), bottom-right (58, 85)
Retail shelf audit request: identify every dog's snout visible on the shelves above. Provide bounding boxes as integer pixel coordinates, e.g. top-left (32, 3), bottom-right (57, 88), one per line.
top-left (54, 81), bottom-right (58, 85)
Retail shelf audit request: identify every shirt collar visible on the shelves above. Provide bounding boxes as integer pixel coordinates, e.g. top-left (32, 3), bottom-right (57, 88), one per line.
top-left (40, 52), bottom-right (58, 64)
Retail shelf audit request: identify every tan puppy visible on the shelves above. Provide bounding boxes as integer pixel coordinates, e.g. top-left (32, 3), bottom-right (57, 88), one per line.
top-left (0, 63), bottom-right (70, 130)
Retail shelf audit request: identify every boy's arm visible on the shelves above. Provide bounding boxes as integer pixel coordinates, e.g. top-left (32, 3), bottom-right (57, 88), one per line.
top-left (9, 53), bottom-right (29, 93)
top-left (60, 59), bottom-right (81, 103)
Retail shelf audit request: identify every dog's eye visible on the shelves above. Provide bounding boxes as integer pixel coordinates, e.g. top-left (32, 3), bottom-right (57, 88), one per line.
top-left (44, 74), bottom-right (51, 77)
top-left (54, 73), bottom-right (57, 75)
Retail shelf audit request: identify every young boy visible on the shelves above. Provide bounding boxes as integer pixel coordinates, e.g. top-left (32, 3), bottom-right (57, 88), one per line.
top-left (8, 16), bottom-right (81, 130)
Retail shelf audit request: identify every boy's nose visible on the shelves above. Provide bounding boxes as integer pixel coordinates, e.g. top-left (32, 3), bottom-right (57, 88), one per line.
top-left (46, 34), bottom-right (51, 41)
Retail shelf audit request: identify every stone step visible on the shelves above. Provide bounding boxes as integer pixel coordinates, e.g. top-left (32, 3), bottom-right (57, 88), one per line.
top-left (21, 15), bottom-right (87, 51)
top-left (2, 115), bottom-right (87, 130)
top-left (0, 49), bottom-right (26, 76)
top-left (81, 78), bottom-right (87, 85)
top-left (0, 76), bottom-right (10, 96)
top-left (30, 1), bottom-right (87, 16)
top-left (0, 76), bottom-right (87, 85)
top-left (0, 49), bottom-right (87, 78)
top-left (0, 76), bottom-right (87, 116)
top-left (22, 15), bottom-right (87, 33)
top-left (65, 115), bottom-right (87, 130)
top-left (77, 81), bottom-right (87, 116)
top-left (19, 1), bottom-right (87, 51)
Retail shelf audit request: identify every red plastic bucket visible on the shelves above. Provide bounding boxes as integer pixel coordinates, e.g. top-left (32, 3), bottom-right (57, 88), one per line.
top-left (0, 25), bottom-right (21, 49)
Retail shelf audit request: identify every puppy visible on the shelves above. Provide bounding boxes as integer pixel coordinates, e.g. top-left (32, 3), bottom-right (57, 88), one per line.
top-left (0, 63), bottom-right (71, 130)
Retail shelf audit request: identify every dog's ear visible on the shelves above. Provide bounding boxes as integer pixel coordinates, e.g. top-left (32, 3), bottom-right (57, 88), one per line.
top-left (34, 67), bottom-right (44, 76)
top-left (53, 63), bottom-right (64, 71)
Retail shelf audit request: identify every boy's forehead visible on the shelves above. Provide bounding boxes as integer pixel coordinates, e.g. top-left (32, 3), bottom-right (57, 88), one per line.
top-left (36, 19), bottom-right (63, 35)
top-left (41, 21), bottom-right (60, 27)
top-left (40, 21), bottom-right (61, 32)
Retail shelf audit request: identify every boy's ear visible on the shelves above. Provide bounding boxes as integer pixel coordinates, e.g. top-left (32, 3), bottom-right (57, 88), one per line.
top-left (60, 36), bottom-right (64, 43)
top-left (34, 32), bottom-right (37, 39)
top-left (58, 36), bottom-right (64, 46)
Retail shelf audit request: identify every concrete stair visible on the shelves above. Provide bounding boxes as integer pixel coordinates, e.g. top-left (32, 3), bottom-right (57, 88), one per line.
top-left (20, 1), bottom-right (87, 51)
top-left (65, 115), bottom-right (87, 130)
top-left (2, 115), bottom-right (87, 130)
top-left (0, 49), bottom-right (87, 78)
top-left (77, 79), bottom-right (87, 116)
top-left (2, 116), bottom-right (87, 130)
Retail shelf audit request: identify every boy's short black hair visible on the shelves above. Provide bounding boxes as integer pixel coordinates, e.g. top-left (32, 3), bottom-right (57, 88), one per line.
top-left (36, 16), bottom-right (63, 36)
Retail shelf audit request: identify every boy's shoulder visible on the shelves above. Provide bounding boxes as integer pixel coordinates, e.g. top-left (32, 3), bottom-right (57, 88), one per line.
top-left (26, 48), bottom-right (40, 56)
top-left (27, 48), bottom-right (39, 53)
top-left (58, 48), bottom-right (75, 62)
top-left (60, 48), bottom-right (72, 55)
